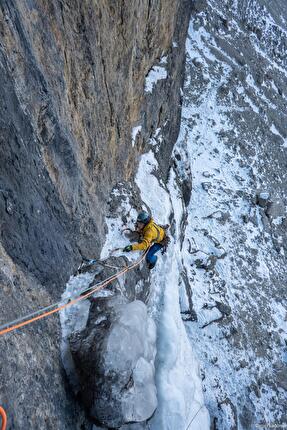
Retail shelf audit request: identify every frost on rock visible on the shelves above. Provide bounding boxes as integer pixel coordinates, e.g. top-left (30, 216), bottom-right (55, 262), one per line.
top-left (145, 58), bottom-right (168, 93)
top-left (131, 125), bottom-right (142, 147)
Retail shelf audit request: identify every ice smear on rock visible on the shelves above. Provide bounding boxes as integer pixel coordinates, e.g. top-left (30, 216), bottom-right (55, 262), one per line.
top-left (106, 300), bottom-right (157, 423)
top-left (145, 58), bottom-right (168, 93)
top-left (135, 150), bottom-right (210, 429)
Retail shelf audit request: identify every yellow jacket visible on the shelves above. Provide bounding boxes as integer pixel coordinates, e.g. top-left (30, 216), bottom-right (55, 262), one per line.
top-left (132, 218), bottom-right (165, 251)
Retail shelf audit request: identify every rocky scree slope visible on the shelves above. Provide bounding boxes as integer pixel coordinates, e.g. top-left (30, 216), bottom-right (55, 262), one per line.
top-left (0, 1), bottom-right (191, 428)
top-left (174, 0), bottom-right (287, 429)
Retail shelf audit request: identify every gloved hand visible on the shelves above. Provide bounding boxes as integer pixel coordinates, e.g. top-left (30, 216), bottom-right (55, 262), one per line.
top-left (123, 245), bottom-right (132, 252)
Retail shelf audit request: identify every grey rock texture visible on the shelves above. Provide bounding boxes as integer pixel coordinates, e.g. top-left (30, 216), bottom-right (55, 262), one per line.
top-left (0, 244), bottom-right (88, 429)
top-left (0, 0), bottom-right (190, 289)
top-left (256, 190), bottom-right (270, 208)
top-left (5, 0), bottom-right (287, 428)
top-left (69, 298), bottom-right (157, 428)
top-left (0, 1), bottom-right (191, 428)
top-left (62, 253), bottom-right (154, 429)
top-left (174, 1), bottom-right (287, 429)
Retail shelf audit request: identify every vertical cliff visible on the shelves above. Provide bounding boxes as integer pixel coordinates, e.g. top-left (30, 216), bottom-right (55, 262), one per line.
top-left (0, 1), bottom-right (191, 428)
top-left (0, 0), bottom-right (189, 287)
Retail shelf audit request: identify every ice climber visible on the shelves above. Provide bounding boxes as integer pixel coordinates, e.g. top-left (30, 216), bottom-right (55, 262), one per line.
top-left (123, 211), bottom-right (168, 269)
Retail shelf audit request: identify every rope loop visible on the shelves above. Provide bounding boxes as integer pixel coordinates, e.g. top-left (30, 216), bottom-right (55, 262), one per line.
top-left (0, 407), bottom-right (7, 430)
top-left (0, 248), bottom-right (149, 337)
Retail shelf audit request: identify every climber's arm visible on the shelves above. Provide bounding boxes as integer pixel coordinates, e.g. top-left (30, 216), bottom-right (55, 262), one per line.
top-left (128, 228), bottom-right (153, 251)
top-left (131, 237), bottom-right (151, 251)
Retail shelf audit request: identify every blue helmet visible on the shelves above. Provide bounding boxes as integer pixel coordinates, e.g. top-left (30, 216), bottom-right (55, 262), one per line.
top-left (137, 211), bottom-right (151, 225)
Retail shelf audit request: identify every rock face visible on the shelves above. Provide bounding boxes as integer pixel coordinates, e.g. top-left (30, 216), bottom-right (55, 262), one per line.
top-left (174, 1), bottom-right (287, 429)
top-left (5, 0), bottom-right (287, 428)
top-left (0, 244), bottom-right (89, 429)
top-left (61, 256), bottom-right (156, 429)
top-left (69, 298), bottom-right (157, 428)
top-left (0, 1), bottom-right (191, 428)
top-left (0, 0), bottom-right (190, 288)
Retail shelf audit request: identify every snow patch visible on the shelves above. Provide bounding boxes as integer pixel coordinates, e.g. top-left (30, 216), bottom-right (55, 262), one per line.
top-left (135, 150), bottom-right (171, 224)
top-left (131, 125), bottom-right (142, 147)
top-left (145, 65), bottom-right (167, 93)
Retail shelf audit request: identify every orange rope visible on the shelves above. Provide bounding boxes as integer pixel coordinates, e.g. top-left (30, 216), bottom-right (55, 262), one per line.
top-left (0, 407), bottom-right (7, 430)
top-left (0, 250), bottom-right (148, 337)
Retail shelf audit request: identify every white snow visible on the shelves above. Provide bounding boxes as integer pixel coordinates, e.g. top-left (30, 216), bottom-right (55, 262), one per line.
top-left (270, 124), bottom-right (287, 148)
top-left (149, 127), bottom-right (163, 151)
top-left (160, 55), bottom-right (168, 65)
top-left (135, 150), bottom-right (171, 224)
top-left (259, 191), bottom-right (270, 200)
top-left (252, 41), bottom-right (287, 78)
top-left (172, 8), bottom-right (287, 429)
top-left (131, 125), bottom-right (142, 147)
top-left (134, 150), bottom-right (210, 429)
top-left (145, 64), bottom-right (167, 93)
top-left (271, 124), bottom-right (281, 136)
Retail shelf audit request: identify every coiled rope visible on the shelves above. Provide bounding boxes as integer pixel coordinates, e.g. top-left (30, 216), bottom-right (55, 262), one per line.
top-left (0, 250), bottom-right (148, 337)
top-left (0, 407), bottom-right (7, 430)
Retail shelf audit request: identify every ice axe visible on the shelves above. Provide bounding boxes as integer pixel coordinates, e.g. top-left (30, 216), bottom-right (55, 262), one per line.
top-left (109, 247), bottom-right (123, 255)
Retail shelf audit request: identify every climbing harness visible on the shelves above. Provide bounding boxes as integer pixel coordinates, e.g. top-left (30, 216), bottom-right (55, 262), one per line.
top-left (0, 407), bottom-right (7, 430)
top-left (0, 248), bottom-right (149, 337)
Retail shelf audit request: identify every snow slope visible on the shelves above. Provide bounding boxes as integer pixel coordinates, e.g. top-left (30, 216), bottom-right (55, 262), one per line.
top-left (173, 2), bottom-right (287, 429)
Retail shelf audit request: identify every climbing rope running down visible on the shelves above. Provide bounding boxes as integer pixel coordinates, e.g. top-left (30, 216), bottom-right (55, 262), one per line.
top-left (0, 407), bottom-right (7, 430)
top-left (0, 250), bottom-right (148, 337)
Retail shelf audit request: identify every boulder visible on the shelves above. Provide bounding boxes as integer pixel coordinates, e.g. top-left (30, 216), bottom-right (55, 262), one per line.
top-left (256, 191), bottom-right (271, 208)
top-left (69, 298), bottom-right (157, 428)
top-left (265, 199), bottom-right (286, 220)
